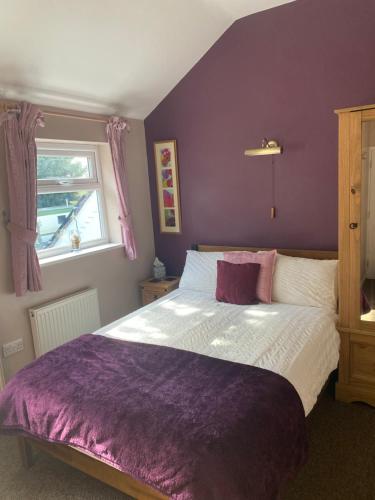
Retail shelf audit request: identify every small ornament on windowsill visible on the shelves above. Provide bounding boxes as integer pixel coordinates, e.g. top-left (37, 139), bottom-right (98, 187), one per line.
top-left (70, 214), bottom-right (81, 251)
top-left (153, 257), bottom-right (166, 281)
top-left (70, 231), bottom-right (81, 251)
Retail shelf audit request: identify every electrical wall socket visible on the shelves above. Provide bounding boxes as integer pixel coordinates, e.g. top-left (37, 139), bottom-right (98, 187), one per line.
top-left (3, 338), bottom-right (24, 358)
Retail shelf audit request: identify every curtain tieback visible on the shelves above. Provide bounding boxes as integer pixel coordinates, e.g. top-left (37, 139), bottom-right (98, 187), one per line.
top-left (118, 214), bottom-right (131, 225)
top-left (7, 222), bottom-right (38, 245)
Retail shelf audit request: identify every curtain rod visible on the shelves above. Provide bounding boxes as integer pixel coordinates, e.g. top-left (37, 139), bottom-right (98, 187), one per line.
top-left (44, 110), bottom-right (110, 123)
top-left (6, 108), bottom-right (109, 123)
top-left (2, 103), bottom-right (122, 124)
top-left (44, 110), bottom-right (131, 132)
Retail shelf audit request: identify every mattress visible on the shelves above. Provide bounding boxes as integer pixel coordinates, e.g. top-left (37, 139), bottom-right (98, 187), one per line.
top-left (96, 289), bottom-right (340, 415)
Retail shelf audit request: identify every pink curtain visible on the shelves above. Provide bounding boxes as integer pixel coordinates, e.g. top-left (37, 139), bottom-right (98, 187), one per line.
top-left (1, 102), bottom-right (45, 296)
top-left (106, 116), bottom-right (137, 260)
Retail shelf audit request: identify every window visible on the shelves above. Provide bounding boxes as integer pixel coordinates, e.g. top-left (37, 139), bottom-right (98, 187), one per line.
top-left (36, 141), bottom-right (108, 258)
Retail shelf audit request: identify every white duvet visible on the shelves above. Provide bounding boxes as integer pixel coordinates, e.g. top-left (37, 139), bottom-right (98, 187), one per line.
top-left (96, 289), bottom-right (340, 415)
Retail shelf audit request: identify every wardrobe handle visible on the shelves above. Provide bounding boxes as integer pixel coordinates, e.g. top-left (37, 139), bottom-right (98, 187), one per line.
top-left (349, 223), bottom-right (358, 229)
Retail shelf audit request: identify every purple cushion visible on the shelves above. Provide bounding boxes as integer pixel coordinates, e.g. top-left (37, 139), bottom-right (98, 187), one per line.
top-left (224, 250), bottom-right (277, 304)
top-left (216, 260), bottom-right (261, 305)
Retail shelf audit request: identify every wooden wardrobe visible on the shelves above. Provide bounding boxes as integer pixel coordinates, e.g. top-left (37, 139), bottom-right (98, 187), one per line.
top-left (336, 103), bottom-right (375, 406)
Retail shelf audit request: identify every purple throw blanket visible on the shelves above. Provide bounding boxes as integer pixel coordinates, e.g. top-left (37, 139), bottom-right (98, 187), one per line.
top-left (0, 334), bottom-right (307, 499)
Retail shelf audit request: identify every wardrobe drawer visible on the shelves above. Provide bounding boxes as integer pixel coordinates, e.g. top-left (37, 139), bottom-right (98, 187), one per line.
top-left (350, 337), bottom-right (375, 385)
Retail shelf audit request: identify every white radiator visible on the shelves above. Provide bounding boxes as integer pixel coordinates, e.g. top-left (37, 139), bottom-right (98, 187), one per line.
top-left (29, 288), bottom-right (101, 357)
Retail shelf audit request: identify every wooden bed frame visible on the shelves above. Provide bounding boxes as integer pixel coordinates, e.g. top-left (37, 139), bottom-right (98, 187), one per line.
top-left (17, 244), bottom-right (338, 499)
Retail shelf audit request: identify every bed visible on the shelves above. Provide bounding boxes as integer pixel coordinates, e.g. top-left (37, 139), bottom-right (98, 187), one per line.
top-left (0, 245), bottom-right (339, 500)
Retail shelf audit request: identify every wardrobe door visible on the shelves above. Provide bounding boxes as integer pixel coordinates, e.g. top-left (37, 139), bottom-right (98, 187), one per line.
top-left (338, 110), bottom-right (361, 329)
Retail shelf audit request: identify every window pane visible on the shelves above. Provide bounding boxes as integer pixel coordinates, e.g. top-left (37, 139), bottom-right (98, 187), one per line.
top-left (37, 154), bottom-right (92, 180)
top-left (36, 190), bottom-right (104, 251)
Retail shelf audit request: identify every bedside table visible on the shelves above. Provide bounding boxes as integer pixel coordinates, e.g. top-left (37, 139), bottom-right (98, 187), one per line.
top-left (139, 277), bottom-right (180, 306)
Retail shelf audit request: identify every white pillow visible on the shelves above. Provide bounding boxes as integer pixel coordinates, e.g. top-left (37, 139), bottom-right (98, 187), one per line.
top-left (272, 253), bottom-right (338, 311)
top-left (179, 250), bottom-right (224, 295)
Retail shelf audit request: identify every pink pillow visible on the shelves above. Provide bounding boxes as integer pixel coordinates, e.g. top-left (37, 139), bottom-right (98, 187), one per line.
top-left (216, 261), bottom-right (260, 305)
top-left (224, 250), bottom-right (277, 304)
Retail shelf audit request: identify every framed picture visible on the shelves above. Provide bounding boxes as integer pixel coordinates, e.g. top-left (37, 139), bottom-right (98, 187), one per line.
top-left (153, 140), bottom-right (182, 234)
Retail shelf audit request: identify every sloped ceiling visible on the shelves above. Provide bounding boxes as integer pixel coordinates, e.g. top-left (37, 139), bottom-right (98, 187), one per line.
top-left (0, 0), bottom-right (294, 118)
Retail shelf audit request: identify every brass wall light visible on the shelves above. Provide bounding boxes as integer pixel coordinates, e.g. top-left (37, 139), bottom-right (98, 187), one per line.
top-left (244, 138), bottom-right (283, 219)
top-left (244, 138), bottom-right (282, 157)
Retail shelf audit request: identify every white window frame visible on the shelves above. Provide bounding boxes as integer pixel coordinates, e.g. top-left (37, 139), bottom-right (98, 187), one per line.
top-left (36, 141), bottom-right (109, 259)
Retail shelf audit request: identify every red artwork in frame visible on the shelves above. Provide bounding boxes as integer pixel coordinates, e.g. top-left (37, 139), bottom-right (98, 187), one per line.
top-left (153, 140), bottom-right (182, 234)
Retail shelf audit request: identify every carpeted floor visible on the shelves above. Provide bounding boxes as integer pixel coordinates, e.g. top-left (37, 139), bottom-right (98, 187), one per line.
top-left (1, 389), bottom-right (375, 499)
top-left (285, 390), bottom-right (375, 500)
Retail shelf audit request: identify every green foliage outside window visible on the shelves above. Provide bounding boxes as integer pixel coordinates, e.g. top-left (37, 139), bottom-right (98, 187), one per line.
top-left (37, 155), bottom-right (88, 209)
top-left (37, 155), bottom-right (87, 179)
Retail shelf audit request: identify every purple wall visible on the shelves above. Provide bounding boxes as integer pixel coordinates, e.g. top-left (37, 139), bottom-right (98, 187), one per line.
top-left (145, 0), bottom-right (375, 275)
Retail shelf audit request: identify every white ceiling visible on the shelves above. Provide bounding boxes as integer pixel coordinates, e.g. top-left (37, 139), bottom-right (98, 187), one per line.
top-left (0, 0), bottom-right (294, 119)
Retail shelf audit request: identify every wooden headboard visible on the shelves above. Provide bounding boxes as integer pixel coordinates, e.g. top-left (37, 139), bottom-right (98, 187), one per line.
top-left (193, 244), bottom-right (338, 260)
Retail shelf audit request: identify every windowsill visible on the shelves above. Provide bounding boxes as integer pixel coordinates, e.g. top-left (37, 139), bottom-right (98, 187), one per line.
top-left (39, 243), bottom-right (123, 267)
